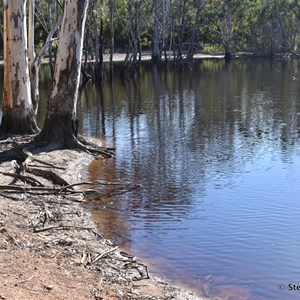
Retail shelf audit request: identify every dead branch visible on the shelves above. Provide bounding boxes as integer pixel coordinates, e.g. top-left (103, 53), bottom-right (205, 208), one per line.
top-left (92, 246), bottom-right (119, 264)
top-left (0, 171), bottom-right (44, 187)
top-left (33, 225), bottom-right (94, 233)
top-left (89, 229), bottom-right (105, 240)
top-left (125, 262), bottom-right (150, 281)
top-left (0, 185), bottom-right (78, 194)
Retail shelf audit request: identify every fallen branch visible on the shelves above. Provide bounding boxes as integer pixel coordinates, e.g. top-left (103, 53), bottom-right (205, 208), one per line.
top-left (92, 246), bottom-right (119, 264)
top-left (0, 171), bottom-right (44, 187)
top-left (125, 262), bottom-right (150, 281)
top-left (33, 225), bottom-right (94, 233)
top-left (0, 185), bottom-right (79, 194)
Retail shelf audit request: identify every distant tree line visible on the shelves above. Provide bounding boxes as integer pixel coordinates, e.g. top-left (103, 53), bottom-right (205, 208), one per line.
top-left (0, 0), bottom-right (300, 71)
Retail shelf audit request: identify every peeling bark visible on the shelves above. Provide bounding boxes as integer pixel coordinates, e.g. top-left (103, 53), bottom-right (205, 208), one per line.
top-left (37, 0), bottom-right (89, 148)
top-left (0, 0), bottom-right (39, 135)
top-left (28, 0), bottom-right (39, 115)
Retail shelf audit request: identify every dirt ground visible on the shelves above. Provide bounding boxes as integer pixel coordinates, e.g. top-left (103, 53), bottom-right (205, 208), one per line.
top-left (0, 136), bottom-right (208, 300)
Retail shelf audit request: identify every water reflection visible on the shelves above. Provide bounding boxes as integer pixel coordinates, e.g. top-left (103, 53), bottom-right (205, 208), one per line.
top-left (79, 60), bottom-right (300, 299)
top-left (2, 60), bottom-right (300, 299)
top-left (84, 158), bottom-right (133, 246)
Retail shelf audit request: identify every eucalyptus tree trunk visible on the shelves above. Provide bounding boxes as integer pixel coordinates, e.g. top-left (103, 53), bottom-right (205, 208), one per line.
top-left (29, 0), bottom-right (61, 114)
top-left (122, 0), bottom-right (138, 75)
top-left (186, 0), bottom-right (204, 68)
top-left (0, 0), bottom-right (39, 135)
top-left (48, 0), bottom-right (55, 79)
top-left (37, 0), bottom-right (89, 148)
top-left (28, 0), bottom-right (39, 115)
top-left (223, 0), bottom-right (232, 61)
top-left (95, 0), bottom-right (105, 82)
top-left (109, 0), bottom-right (115, 77)
top-left (161, 0), bottom-right (170, 62)
top-left (177, 0), bottom-right (188, 61)
top-left (152, 0), bottom-right (160, 64)
top-left (135, 1), bottom-right (142, 64)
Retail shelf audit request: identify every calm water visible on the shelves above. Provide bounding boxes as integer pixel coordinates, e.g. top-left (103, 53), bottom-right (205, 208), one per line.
top-left (2, 59), bottom-right (300, 299)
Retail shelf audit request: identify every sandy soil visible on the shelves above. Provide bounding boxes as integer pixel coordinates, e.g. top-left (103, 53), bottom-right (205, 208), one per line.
top-left (0, 136), bottom-right (208, 300)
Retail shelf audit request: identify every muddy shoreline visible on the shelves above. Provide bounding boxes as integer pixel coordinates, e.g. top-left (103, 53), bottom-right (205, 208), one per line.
top-left (0, 136), bottom-right (207, 300)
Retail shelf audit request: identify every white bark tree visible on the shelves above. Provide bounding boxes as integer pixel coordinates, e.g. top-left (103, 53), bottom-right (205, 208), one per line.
top-left (28, 0), bottom-right (62, 115)
top-left (28, 0), bottom-right (37, 114)
top-left (37, 0), bottom-right (89, 148)
top-left (0, 0), bottom-right (39, 135)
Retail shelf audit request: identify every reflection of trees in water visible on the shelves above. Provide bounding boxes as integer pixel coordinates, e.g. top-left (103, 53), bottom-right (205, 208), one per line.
top-left (81, 60), bottom-right (300, 242)
top-left (84, 158), bottom-right (133, 247)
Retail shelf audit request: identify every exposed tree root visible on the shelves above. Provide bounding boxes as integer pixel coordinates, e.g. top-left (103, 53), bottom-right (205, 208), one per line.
top-left (74, 136), bottom-right (116, 158)
top-left (0, 136), bottom-right (137, 200)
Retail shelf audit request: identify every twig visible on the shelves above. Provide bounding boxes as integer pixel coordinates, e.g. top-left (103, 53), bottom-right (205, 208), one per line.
top-left (14, 274), bottom-right (34, 286)
top-left (92, 246), bottom-right (119, 264)
top-left (89, 229), bottom-right (104, 240)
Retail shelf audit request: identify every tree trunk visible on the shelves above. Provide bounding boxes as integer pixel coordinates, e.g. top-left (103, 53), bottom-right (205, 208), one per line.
top-left (223, 0), bottom-right (232, 62)
top-left (29, 0), bottom-right (61, 114)
top-left (161, 0), bottom-right (170, 63)
top-left (37, 0), bottom-right (89, 148)
top-left (177, 0), bottom-right (188, 61)
top-left (152, 0), bottom-right (160, 64)
top-left (109, 0), bottom-right (115, 78)
top-left (186, 0), bottom-right (203, 68)
top-left (95, 16), bottom-right (105, 82)
top-left (28, 0), bottom-right (39, 115)
top-left (48, 0), bottom-right (55, 79)
top-left (0, 0), bottom-right (39, 135)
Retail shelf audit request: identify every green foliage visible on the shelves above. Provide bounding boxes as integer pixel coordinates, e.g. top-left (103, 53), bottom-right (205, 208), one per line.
top-left (0, 0), bottom-right (299, 59)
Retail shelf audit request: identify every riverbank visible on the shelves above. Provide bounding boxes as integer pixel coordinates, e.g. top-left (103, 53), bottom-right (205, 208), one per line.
top-left (0, 136), bottom-right (207, 300)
